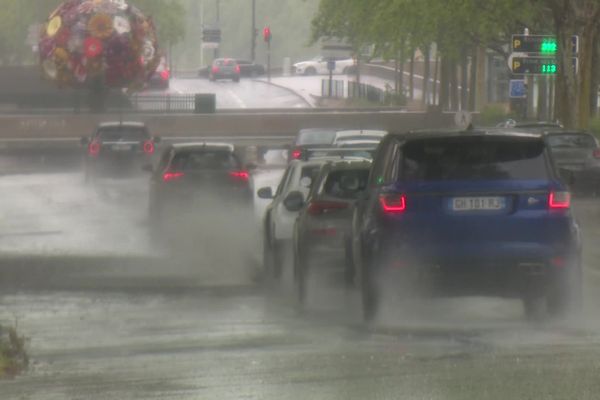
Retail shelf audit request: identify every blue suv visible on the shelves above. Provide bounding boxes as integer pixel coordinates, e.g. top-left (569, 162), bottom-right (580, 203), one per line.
top-left (352, 130), bottom-right (582, 321)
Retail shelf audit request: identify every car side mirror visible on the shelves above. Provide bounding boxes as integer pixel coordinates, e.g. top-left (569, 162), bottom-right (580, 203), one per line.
top-left (142, 164), bottom-right (154, 173)
top-left (257, 187), bottom-right (274, 199)
top-left (80, 137), bottom-right (89, 146)
top-left (153, 136), bottom-right (162, 144)
top-left (283, 191), bottom-right (304, 212)
top-left (246, 162), bottom-right (258, 171)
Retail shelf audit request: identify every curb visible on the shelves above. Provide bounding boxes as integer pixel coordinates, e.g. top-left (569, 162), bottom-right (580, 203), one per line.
top-left (252, 79), bottom-right (316, 108)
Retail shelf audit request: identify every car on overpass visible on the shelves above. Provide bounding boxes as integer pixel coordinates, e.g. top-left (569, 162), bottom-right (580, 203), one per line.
top-left (209, 58), bottom-right (241, 82)
top-left (235, 60), bottom-right (266, 77)
top-left (293, 56), bottom-right (355, 76)
top-left (146, 56), bottom-right (170, 90)
top-left (82, 121), bottom-right (160, 181)
top-left (352, 129), bottom-right (582, 322)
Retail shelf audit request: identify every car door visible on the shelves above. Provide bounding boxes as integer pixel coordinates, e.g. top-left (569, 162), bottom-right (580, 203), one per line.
top-left (316, 57), bottom-right (328, 74)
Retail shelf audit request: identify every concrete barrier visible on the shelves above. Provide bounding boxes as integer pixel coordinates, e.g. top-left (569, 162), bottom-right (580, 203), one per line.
top-left (0, 110), bottom-right (459, 141)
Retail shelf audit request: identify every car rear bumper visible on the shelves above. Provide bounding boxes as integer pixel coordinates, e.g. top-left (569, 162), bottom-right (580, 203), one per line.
top-left (373, 239), bottom-right (580, 297)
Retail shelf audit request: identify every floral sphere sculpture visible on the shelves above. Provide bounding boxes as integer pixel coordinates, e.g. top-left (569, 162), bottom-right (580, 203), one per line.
top-left (39, 0), bottom-right (160, 91)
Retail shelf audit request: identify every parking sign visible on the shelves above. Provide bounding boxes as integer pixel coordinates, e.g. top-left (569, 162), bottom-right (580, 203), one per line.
top-left (509, 79), bottom-right (527, 98)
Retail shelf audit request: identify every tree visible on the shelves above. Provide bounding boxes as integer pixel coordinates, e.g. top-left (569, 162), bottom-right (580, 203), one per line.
top-left (543, 0), bottom-right (600, 128)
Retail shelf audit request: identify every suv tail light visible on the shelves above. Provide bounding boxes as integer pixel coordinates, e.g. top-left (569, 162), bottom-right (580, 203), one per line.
top-left (307, 200), bottom-right (348, 216)
top-left (235, 65), bottom-right (241, 74)
top-left (593, 149), bottom-right (600, 159)
top-left (229, 170), bottom-right (249, 182)
top-left (379, 193), bottom-right (407, 213)
top-left (212, 66), bottom-right (220, 74)
top-left (291, 149), bottom-right (302, 160)
top-left (88, 140), bottom-right (101, 157)
top-left (549, 191), bottom-right (570, 209)
top-left (143, 140), bottom-right (155, 155)
top-left (163, 171), bottom-right (185, 182)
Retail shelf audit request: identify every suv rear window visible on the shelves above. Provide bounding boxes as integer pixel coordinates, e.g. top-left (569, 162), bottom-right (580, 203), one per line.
top-left (547, 134), bottom-right (597, 149)
top-left (401, 137), bottom-right (548, 181)
top-left (171, 150), bottom-right (239, 171)
top-left (97, 127), bottom-right (149, 142)
top-left (323, 169), bottom-right (369, 199)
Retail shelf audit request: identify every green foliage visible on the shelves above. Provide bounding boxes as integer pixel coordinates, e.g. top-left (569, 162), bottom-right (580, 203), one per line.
top-left (0, 326), bottom-right (28, 378)
top-left (132, 0), bottom-right (186, 46)
top-left (479, 103), bottom-right (514, 126)
top-left (311, 0), bottom-right (542, 60)
top-left (588, 116), bottom-right (600, 138)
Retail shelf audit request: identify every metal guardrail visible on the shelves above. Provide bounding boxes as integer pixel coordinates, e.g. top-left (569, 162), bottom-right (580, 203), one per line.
top-left (348, 81), bottom-right (386, 103)
top-left (129, 94), bottom-right (196, 113)
top-left (321, 79), bottom-right (345, 98)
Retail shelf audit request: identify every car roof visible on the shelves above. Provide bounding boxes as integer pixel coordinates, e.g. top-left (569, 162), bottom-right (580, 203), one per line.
top-left (170, 142), bottom-right (235, 152)
top-left (393, 129), bottom-right (543, 141)
top-left (98, 121), bottom-right (146, 129)
top-left (334, 130), bottom-right (387, 139)
top-left (326, 159), bottom-right (372, 170)
top-left (299, 128), bottom-right (337, 135)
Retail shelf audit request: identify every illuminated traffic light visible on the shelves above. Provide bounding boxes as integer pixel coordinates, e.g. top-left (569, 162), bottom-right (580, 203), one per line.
top-left (263, 27), bottom-right (271, 43)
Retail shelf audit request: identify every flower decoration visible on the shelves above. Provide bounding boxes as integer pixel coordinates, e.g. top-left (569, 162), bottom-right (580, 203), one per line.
top-left (84, 37), bottom-right (103, 58)
top-left (113, 16), bottom-right (131, 35)
top-left (46, 16), bottom-right (62, 37)
top-left (38, 0), bottom-right (160, 90)
top-left (88, 14), bottom-right (114, 39)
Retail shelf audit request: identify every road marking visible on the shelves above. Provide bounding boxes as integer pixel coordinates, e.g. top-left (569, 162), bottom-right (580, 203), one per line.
top-left (227, 90), bottom-right (247, 109)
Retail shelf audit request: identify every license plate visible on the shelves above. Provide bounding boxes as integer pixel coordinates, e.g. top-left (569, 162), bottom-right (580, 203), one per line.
top-left (452, 197), bottom-right (505, 211)
top-left (112, 144), bottom-right (132, 152)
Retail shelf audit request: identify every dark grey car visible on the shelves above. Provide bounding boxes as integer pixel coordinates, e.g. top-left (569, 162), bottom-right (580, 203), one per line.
top-left (545, 131), bottom-right (600, 195)
top-left (209, 58), bottom-right (241, 82)
top-left (291, 160), bottom-right (371, 307)
top-left (82, 122), bottom-right (159, 181)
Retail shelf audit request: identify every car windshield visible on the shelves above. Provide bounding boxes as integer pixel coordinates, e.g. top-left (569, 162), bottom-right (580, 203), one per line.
top-left (97, 127), bottom-right (149, 142)
top-left (547, 134), bottom-right (596, 148)
top-left (401, 137), bottom-right (548, 181)
top-left (322, 169), bottom-right (369, 199)
top-left (171, 150), bottom-right (239, 170)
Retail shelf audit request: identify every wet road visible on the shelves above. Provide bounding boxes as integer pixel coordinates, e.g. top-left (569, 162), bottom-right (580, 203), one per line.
top-left (138, 78), bottom-right (311, 110)
top-left (1, 172), bottom-right (600, 399)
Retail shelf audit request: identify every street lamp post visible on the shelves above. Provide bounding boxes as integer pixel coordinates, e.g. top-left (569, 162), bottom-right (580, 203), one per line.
top-left (251, 0), bottom-right (256, 62)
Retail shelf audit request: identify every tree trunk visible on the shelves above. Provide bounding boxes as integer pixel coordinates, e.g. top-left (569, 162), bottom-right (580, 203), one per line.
top-left (398, 44), bottom-right (405, 96)
top-left (538, 76), bottom-right (548, 121)
top-left (422, 45), bottom-right (430, 106)
top-left (440, 56), bottom-right (450, 111)
top-left (468, 48), bottom-right (477, 111)
top-left (450, 59), bottom-right (459, 111)
top-left (432, 54), bottom-right (440, 106)
top-left (590, 37), bottom-right (600, 117)
top-left (553, 3), bottom-right (600, 129)
top-left (409, 49), bottom-right (415, 100)
top-left (460, 48), bottom-right (469, 110)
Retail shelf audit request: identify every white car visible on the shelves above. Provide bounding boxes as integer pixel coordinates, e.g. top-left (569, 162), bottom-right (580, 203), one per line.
top-left (258, 159), bottom-right (326, 279)
top-left (249, 149), bottom-right (288, 225)
top-left (293, 56), bottom-right (355, 76)
top-left (333, 130), bottom-right (388, 145)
